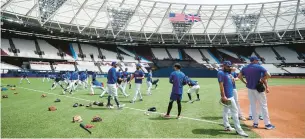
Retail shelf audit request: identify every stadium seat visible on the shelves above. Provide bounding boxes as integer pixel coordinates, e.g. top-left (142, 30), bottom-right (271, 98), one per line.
top-left (12, 38), bottom-right (40, 58)
top-left (151, 48), bottom-right (170, 60)
top-left (273, 46), bottom-right (304, 63)
top-left (200, 49), bottom-right (219, 64)
top-left (184, 49), bottom-right (207, 64)
top-left (255, 47), bottom-right (279, 63)
top-left (76, 61), bottom-right (99, 72)
top-left (167, 49), bottom-right (180, 59)
top-left (37, 40), bottom-right (62, 59)
top-left (1, 39), bottom-right (15, 56)
top-left (80, 44), bottom-right (100, 61)
top-left (30, 62), bottom-right (52, 71)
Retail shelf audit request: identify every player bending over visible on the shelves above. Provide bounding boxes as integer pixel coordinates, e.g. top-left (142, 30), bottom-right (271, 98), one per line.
top-left (19, 71), bottom-right (30, 84)
top-left (162, 63), bottom-right (187, 119)
top-left (186, 77), bottom-right (200, 103)
top-left (90, 78), bottom-right (107, 95)
top-left (50, 73), bottom-right (65, 90)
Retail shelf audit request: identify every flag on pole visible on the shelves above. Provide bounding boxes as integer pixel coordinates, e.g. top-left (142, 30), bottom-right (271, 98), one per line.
top-left (169, 13), bottom-right (201, 22)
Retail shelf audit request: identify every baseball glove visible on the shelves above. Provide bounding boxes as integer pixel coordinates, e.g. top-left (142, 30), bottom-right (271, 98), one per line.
top-left (219, 99), bottom-right (231, 107)
top-left (41, 94), bottom-right (47, 97)
top-left (97, 102), bottom-right (104, 106)
top-left (91, 116), bottom-right (102, 122)
top-left (256, 81), bottom-right (265, 93)
top-left (2, 95), bottom-right (8, 98)
top-left (73, 115), bottom-right (83, 123)
top-left (48, 106), bottom-right (57, 111)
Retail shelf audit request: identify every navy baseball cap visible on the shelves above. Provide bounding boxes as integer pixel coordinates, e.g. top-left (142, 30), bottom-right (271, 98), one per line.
top-left (222, 61), bottom-right (232, 67)
top-left (136, 64), bottom-right (141, 67)
top-left (250, 56), bottom-right (260, 62)
top-left (111, 62), bottom-right (117, 66)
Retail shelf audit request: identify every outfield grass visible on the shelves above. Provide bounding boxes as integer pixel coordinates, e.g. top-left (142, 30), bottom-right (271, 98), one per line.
top-left (1, 77), bottom-right (305, 138)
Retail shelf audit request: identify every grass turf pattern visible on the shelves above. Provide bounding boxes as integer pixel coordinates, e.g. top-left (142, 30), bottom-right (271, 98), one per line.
top-left (1, 78), bottom-right (305, 138)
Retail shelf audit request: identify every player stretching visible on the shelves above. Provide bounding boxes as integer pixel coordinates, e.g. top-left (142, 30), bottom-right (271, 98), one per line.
top-left (106, 62), bottom-right (125, 109)
top-left (117, 69), bottom-right (129, 97)
top-left (19, 71), bottom-right (30, 84)
top-left (238, 56), bottom-right (275, 130)
top-left (186, 77), bottom-right (200, 103)
top-left (162, 63), bottom-right (187, 119)
top-left (50, 73), bottom-right (65, 90)
top-left (146, 70), bottom-right (153, 95)
top-left (64, 70), bottom-right (78, 94)
top-left (129, 64), bottom-right (145, 103)
top-left (218, 61), bottom-right (248, 137)
top-left (90, 78), bottom-right (107, 95)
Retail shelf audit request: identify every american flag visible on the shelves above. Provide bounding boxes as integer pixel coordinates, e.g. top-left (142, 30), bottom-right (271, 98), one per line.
top-left (169, 13), bottom-right (201, 22)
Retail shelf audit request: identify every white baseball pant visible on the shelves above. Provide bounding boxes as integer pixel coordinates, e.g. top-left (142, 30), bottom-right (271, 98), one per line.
top-left (223, 97), bottom-right (245, 133)
top-left (132, 83), bottom-right (143, 101)
top-left (248, 89), bottom-right (271, 125)
top-left (146, 81), bottom-right (152, 95)
top-left (90, 85), bottom-right (107, 95)
top-left (187, 85), bottom-right (200, 94)
top-left (20, 77), bottom-right (30, 84)
top-left (107, 84), bottom-right (118, 97)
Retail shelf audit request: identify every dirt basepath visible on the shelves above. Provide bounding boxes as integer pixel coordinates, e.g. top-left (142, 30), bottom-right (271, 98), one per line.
top-left (239, 85), bottom-right (305, 138)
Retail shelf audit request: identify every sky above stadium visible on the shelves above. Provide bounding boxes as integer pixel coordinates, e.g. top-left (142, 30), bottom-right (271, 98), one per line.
top-left (152, 0), bottom-right (282, 4)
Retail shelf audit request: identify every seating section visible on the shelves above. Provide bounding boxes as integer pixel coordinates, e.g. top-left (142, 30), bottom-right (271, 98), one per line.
top-left (53, 62), bottom-right (75, 71)
top-left (80, 44), bottom-right (100, 61)
top-left (184, 49), bottom-right (206, 64)
top-left (261, 64), bottom-right (287, 74)
top-left (12, 38), bottom-right (40, 58)
top-left (200, 49), bottom-right (219, 64)
top-left (273, 46), bottom-right (304, 63)
top-left (167, 49), bottom-right (180, 59)
top-left (37, 39), bottom-right (62, 59)
top-left (30, 62), bottom-right (52, 70)
top-left (255, 47), bottom-right (279, 63)
top-left (1, 62), bottom-right (20, 70)
top-left (100, 49), bottom-right (118, 61)
top-left (99, 62), bottom-right (112, 72)
top-left (1, 39), bottom-right (14, 56)
top-left (121, 55), bottom-right (137, 62)
top-left (151, 48), bottom-right (169, 60)
top-left (71, 43), bottom-right (81, 61)
top-left (283, 67), bottom-right (305, 73)
top-left (76, 61), bottom-right (99, 72)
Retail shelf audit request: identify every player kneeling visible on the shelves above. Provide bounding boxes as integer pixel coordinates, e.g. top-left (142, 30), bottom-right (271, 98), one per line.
top-left (90, 78), bottom-right (107, 96)
top-left (186, 78), bottom-right (200, 103)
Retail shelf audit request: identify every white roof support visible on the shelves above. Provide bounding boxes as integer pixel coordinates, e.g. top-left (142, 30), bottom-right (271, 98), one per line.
top-left (148, 4), bottom-right (172, 39)
top-left (69, 0), bottom-right (88, 24)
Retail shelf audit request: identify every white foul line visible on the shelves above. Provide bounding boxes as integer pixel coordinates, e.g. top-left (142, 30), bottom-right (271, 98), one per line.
top-left (14, 85), bottom-right (221, 125)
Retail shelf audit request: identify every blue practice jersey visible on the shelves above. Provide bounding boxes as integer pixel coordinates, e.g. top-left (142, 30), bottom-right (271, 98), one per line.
top-left (169, 70), bottom-right (187, 94)
top-left (231, 72), bottom-right (238, 89)
top-left (217, 70), bottom-right (234, 98)
top-left (147, 73), bottom-right (152, 82)
top-left (92, 80), bottom-right (103, 87)
top-left (187, 79), bottom-right (198, 86)
top-left (134, 70), bottom-right (144, 84)
top-left (241, 64), bottom-right (267, 89)
top-left (71, 72), bottom-right (79, 80)
top-left (80, 72), bottom-right (87, 81)
top-left (107, 67), bottom-right (117, 84)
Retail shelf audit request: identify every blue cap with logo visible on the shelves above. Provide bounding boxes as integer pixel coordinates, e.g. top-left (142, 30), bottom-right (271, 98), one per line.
top-left (249, 56), bottom-right (260, 62)
top-left (111, 62), bottom-right (117, 66)
top-left (222, 61), bottom-right (232, 67)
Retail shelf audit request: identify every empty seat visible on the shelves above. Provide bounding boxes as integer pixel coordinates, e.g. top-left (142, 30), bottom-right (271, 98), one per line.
top-left (167, 49), bottom-right (180, 59)
top-left (76, 61), bottom-right (99, 72)
top-left (261, 64), bottom-right (287, 74)
top-left (1, 39), bottom-right (15, 56)
top-left (12, 38), bottom-right (40, 58)
top-left (283, 67), bottom-right (305, 73)
top-left (100, 49), bottom-right (118, 61)
top-left (151, 48), bottom-right (169, 59)
top-left (184, 49), bottom-right (206, 64)
top-left (255, 47), bottom-right (279, 63)
top-left (53, 63), bottom-right (75, 71)
top-left (274, 46), bottom-right (304, 63)
top-left (200, 49), bottom-right (219, 64)
top-left (37, 39), bottom-right (62, 59)
top-left (71, 43), bottom-right (81, 61)
top-left (80, 44), bottom-right (100, 61)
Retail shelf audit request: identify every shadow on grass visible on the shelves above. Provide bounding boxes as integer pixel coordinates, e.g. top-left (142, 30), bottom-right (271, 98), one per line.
top-left (148, 116), bottom-right (173, 121)
top-left (86, 107), bottom-right (109, 110)
top-left (201, 116), bottom-right (223, 120)
top-left (192, 128), bottom-right (237, 136)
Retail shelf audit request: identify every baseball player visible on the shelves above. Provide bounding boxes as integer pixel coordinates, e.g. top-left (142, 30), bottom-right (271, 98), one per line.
top-left (19, 71), bottom-right (30, 84)
top-left (229, 67), bottom-right (247, 121)
top-left (128, 64), bottom-right (145, 103)
top-left (106, 62), bottom-right (125, 109)
top-left (117, 69), bottom-right (129, 97)
top-left (42, 71), bottom-right (50, 82)
top-left (146, 70), bottom-right (153, 95)
top-left (50, 73), bottom-right (65, 90)
top-left (238, 56), bottom-right (275, 130)
top-left (162, 63), bottom-right (187, 119)
top-left (64, 70), bottom-right (78, 94)
top-left (186, 77), bottom-right (200, 103)
top-left (121, 68), bottom-right (129, 93)
top-left (218, 61), bottom-right (248, 137)
top-left (90, 78), bottom-right (107, 95)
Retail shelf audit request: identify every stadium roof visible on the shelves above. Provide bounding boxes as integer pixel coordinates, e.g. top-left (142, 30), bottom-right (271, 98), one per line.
top-left (1, 0), bottom-right (305, 44)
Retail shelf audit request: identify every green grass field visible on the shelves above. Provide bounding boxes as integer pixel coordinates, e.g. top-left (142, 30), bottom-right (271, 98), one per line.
top-left (1, 77), bottom-right (305, 138)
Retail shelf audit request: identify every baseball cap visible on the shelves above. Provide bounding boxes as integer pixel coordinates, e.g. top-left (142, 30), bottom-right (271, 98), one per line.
top-left (222, 61), bottom-right (232, 67)
top-left (250, 56), bottom-right (260, 62)
top-left (173, 63), bottom-right (181, 69)
top-left (111, 62), bottom-right (117, 66)
top-left (136, 64), bottom-right (141, 67)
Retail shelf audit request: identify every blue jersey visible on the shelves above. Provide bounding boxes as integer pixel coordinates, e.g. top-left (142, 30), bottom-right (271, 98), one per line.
top-left (188, 79), bottom-right (198, 86)
top-left (134, 70), bottom-right (144, 84)
top-left (117, 71), bottom-right (122, 79)
top-left (147, 73), bottom-right (152, 82)
top-left (22, 72), bottom-right (28, 77)
top-left (231, 72), bottom-right (238, 89)
top-left (80, 72), bottom-right (87, 81)
top-left (66, 72), bottom-right (71, 80)
top-left (92, 73), bottom-right (97, 80)
top-left (107, 67), bottom-right (117, 84)
top-left (217, 70), bottom-right (234, 98)
top-left (71, 72), bottom-right (78, 80)
top-left (241, 64), bottom-right (267, 89)
top-left (122, 71), bottom-right (128, 79)
top-left (169, 70), bottom-right (187, 95)
top-left (92, 80), bottom-right (103, 87)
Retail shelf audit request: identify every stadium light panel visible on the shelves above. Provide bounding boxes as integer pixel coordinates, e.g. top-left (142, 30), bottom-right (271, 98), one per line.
top-left (38, 0), bottom-right (67, 24)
